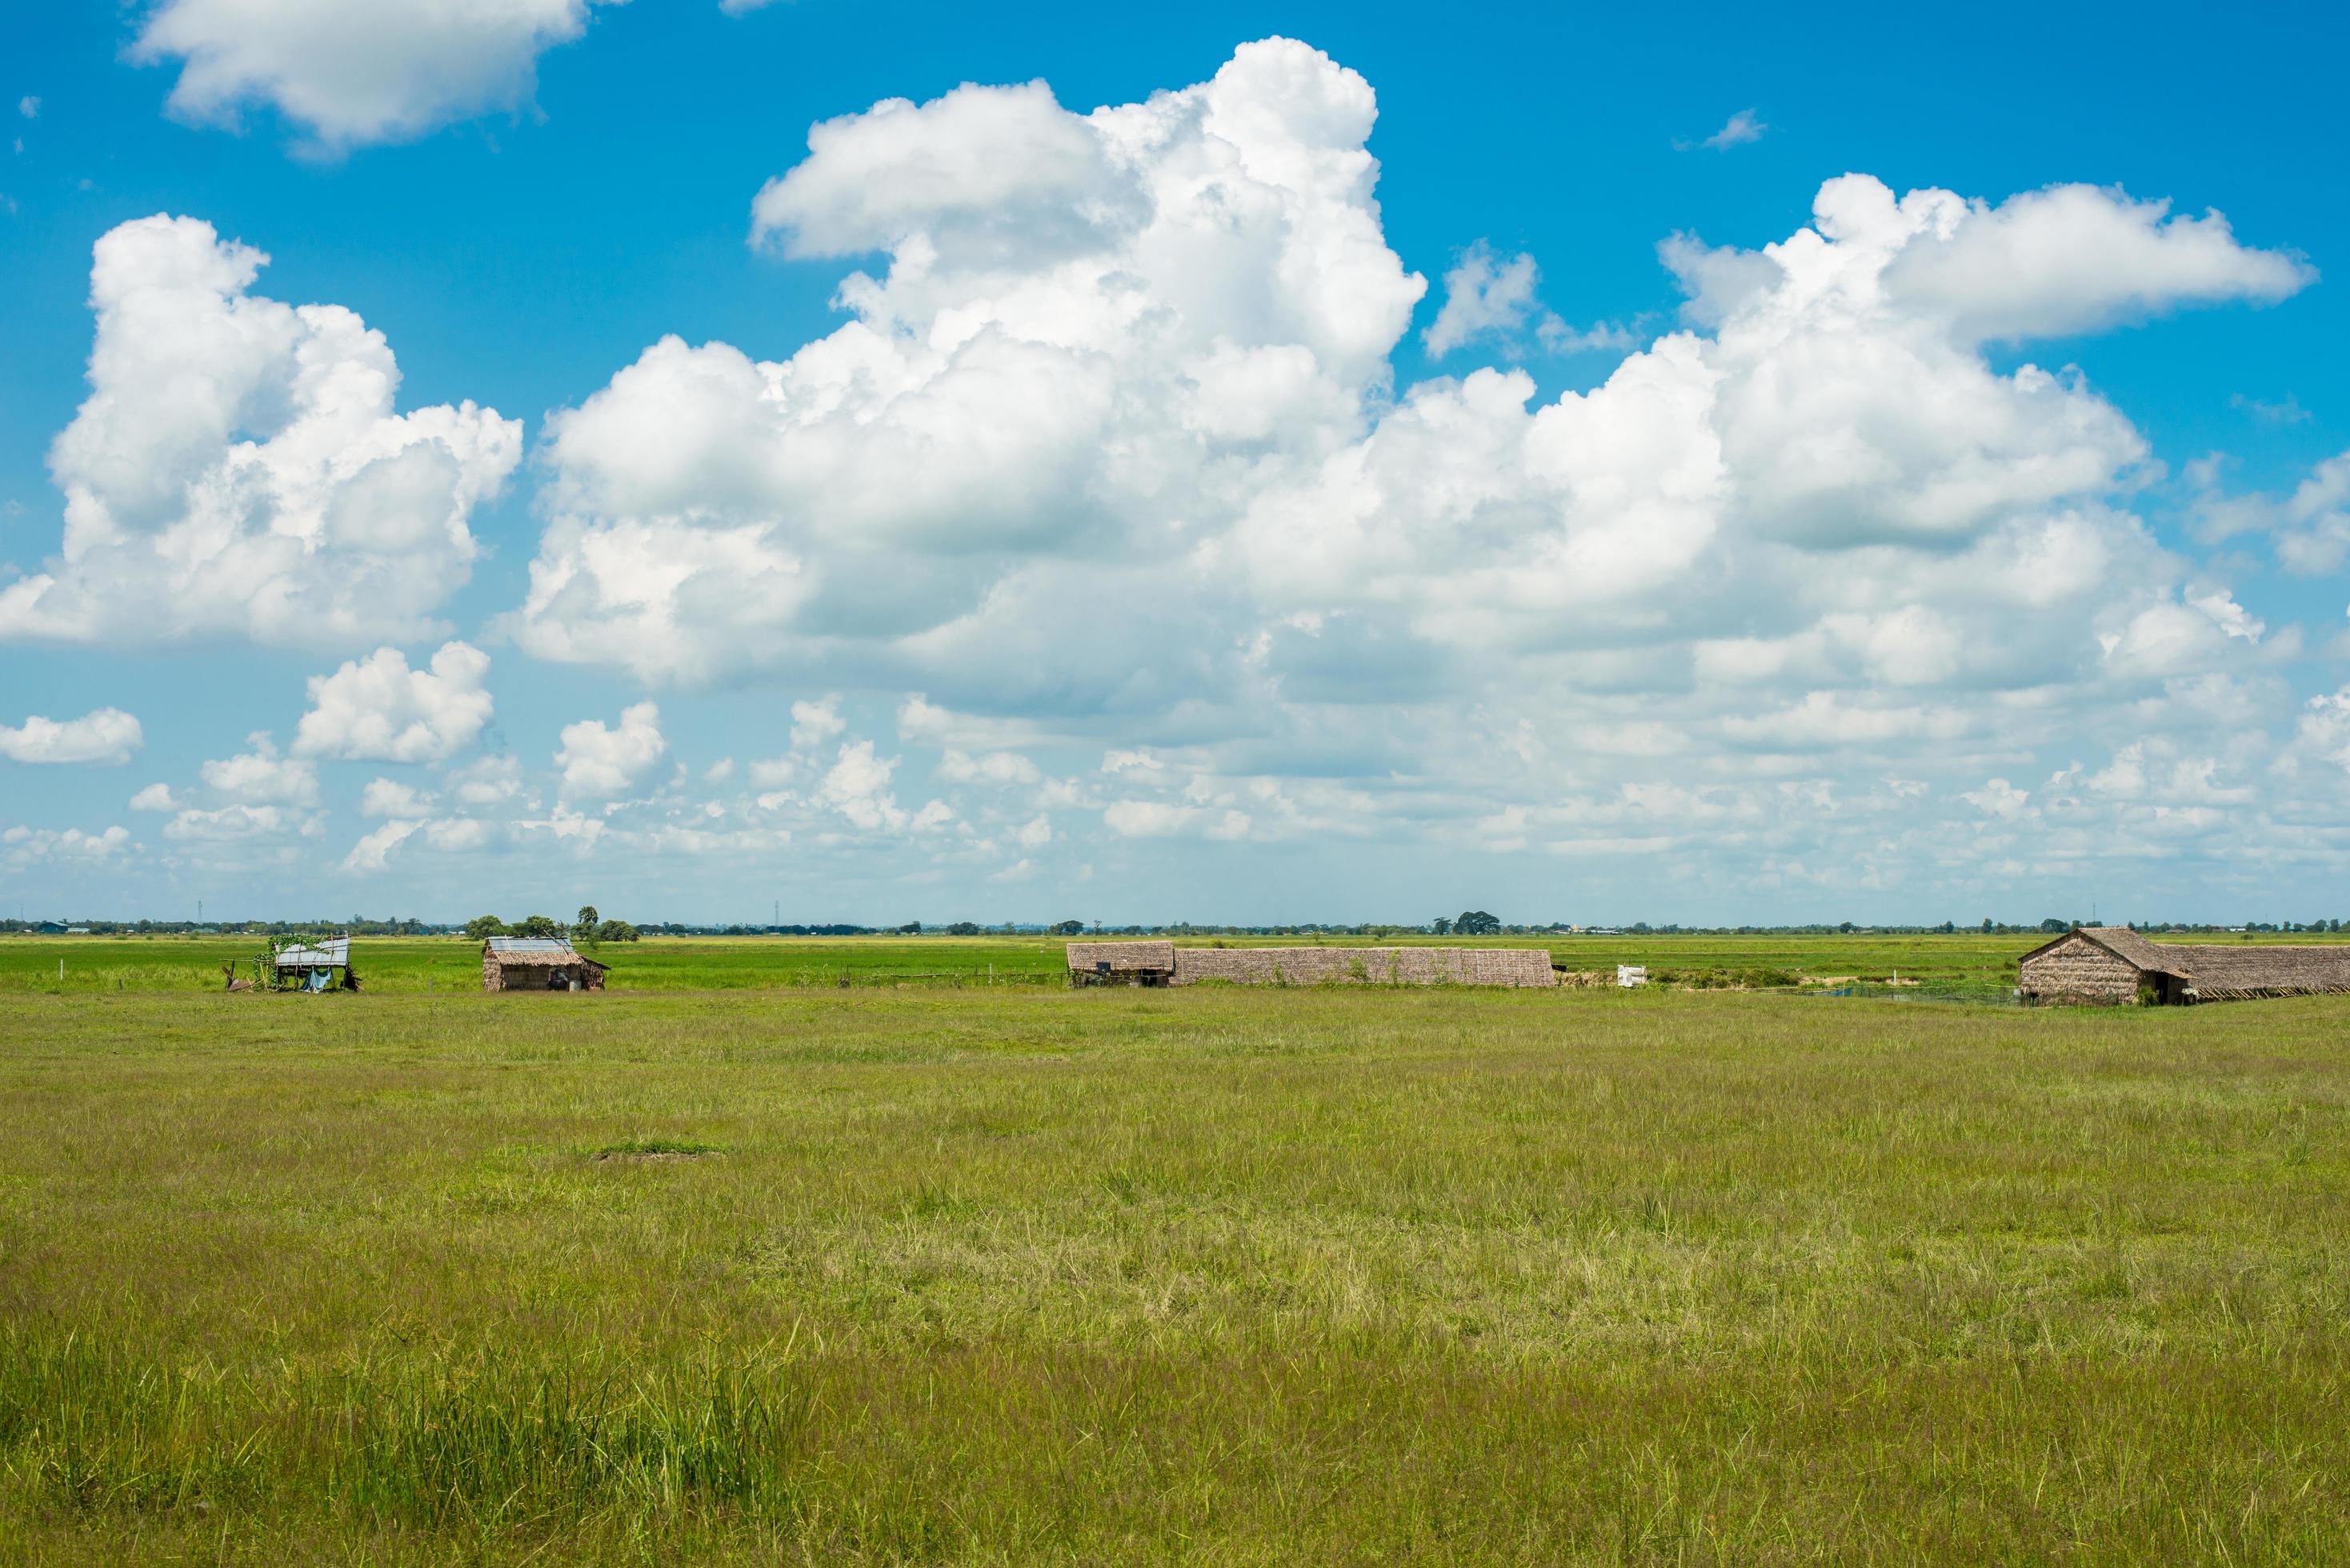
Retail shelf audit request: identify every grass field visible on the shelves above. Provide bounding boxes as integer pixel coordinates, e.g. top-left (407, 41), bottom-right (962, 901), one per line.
top-left (2, 972), bottom-right (2347, 1563)
top-left (0, 930), bottom-right (2087, 998)
top-left (6, 930), bottom-right (2340, 1002)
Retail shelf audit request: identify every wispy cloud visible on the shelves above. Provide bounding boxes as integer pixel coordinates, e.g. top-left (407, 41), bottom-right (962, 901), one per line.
top-left (1677, 108), bottom-right (1766, 152)
top-left (2232, 392), bottom-right (2313, 425)
top-left (1424, 241), bottom-right (1639, 359)
top-left (1537, 318), bottom-right (1640, 355)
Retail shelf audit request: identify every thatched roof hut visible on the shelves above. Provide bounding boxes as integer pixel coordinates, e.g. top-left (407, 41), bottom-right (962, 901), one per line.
top-left (2019, 927), bottom-right (2350, 1005)
top-left (482, 937), bottom-right (609, 993)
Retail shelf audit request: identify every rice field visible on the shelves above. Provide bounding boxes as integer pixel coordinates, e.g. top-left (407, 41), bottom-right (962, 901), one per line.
top-left (1, 950), bottom-right (2346, 1562)
top-left (0, 930), bottom-right (2060, 998)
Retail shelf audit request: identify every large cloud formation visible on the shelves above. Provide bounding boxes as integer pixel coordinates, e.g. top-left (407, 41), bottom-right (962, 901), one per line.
top-left (510, 39), bottom-right (1422, 682)
top-left (488, 38), bottom-right (2341, 903)
top-left (0, 216), bottom-right (519, 648)
top-left (508, 46), bottom-right (2312, 687)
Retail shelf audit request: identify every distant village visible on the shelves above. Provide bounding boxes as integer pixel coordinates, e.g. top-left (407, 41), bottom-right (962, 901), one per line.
top-left (13, 903), bottom-right (2348, 1007)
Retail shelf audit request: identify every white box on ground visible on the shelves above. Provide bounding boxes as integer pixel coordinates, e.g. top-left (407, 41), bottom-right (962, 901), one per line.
top-left (1616, 964), bottom-right (1647, 988)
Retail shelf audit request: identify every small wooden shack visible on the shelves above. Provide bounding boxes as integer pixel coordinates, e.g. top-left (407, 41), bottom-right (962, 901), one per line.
top-left (268, 935), bottom-right (358, 992)
top-left (2019, 926), bottom-right (2350, 1005)
top-left (482, 937), bottom-right (609, 993)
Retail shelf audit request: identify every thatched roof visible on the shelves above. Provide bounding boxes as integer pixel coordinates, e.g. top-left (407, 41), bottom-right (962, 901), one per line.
top-left (2168, 944), bottom-right (2350, 999)
top-left (2020, 926), bottom-right (2187, 976)
top-left (1066, 941), bottom-right (1175, 973)
top-left (485, 936), bottom-right (608, 971)
top-left (2022, 927), bottom-right (2350, 998)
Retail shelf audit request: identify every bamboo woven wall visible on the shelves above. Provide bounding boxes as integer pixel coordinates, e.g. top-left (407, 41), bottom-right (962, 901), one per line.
top-left (481, 957), bottom-right (606, 993)
top-left (1168, 947), bottom-right (1556, 988)
top-left (2018, 934), bottom-right (2143, 1002)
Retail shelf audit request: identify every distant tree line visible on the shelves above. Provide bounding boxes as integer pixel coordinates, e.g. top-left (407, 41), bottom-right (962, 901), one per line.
top-left (462, 906), bottom-right (640, 945)
top-left (10, 914), bottom-right (2347, 939)
top-left (0, 917), bottom-right (446, 936)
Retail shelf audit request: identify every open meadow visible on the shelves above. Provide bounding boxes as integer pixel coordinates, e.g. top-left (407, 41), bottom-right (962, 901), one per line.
top-left (1, 947), bottom-right (2347, 1564)
top-left (0, 930), bottom-right (2102, 998)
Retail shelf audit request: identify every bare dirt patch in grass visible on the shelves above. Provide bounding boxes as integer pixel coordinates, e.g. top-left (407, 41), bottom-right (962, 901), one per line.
top-left (590, 1136), bottom-right (727, 1162)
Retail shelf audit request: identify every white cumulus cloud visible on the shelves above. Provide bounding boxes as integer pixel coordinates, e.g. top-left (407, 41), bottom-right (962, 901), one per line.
top-left (816, 739), bottom-right (905, 830)
top-left (1424, 243), bottom-right (1540, 358)
top-left (1874, 181), bottom-right (2313, 342)
top-left (359, 778), bottom-right (437, 818)
top-left (508, 38), bottom-right (1424, 683)
top-left (293, 642), bottom-right (493, 762)
top-left (791, 696), bottom-right (846, 748)
top-left (555, 701), bottom-right (666, 799)
top-left (0, 707), bottom-right (142, 765)
top-left (456, 40), bottom-right (2340, 906)
top-left (2, 824), bottom-right (131, 865)
top-left (131, 0), bottom-right (622, 153)
top-left (0, 216), bottom-right (519, 650)
top-left (342, 818), bottom-right (420, 873)
top-left (199, 735), bottom-right (318, 805)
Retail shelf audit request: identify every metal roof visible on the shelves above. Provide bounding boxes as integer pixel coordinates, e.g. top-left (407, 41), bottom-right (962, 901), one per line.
top-left (274, 937), bottom-right (350, 968)
top-left (486, 937), bottom-right (579, 958)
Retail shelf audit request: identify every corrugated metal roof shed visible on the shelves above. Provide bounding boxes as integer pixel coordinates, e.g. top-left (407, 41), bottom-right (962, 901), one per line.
top-left (274, 937), bottom-right (350, 969)
top-left (486, 937), bottom-right (581, 959)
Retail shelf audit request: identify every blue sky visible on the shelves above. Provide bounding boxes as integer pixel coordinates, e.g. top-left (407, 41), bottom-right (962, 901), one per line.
top-left (2, 0), bottom-right (2346, 926)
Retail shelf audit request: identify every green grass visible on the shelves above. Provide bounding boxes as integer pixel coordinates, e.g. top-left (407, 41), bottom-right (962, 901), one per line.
top-left (7, 930), bottom-right (2341, 1001)
top-left (0, 934), bottom-right (1076, 994)
top-left (0, 930), bottom-right (2091, 998)
top-left (0, 981), bottom-right (2346, 1562)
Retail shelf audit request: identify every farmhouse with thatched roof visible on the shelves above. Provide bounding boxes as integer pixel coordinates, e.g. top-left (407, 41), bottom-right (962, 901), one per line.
top-left (482, 937), bottom-right (610, 993)
top-left (2019, 927), bottom-right (2350, 1005)
top-left (1067, 942), bottom-right (1557, 988)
